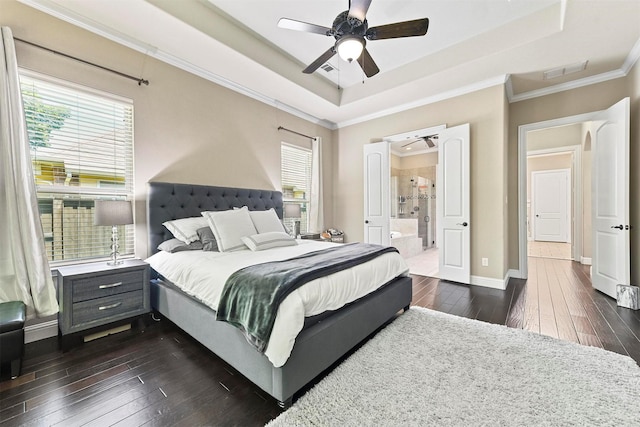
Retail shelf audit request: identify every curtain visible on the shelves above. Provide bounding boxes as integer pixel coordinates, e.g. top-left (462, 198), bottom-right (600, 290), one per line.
top-left (309, 136), bottom-right (324, 233)
top-left (0, 27), bottom-right (58, 319)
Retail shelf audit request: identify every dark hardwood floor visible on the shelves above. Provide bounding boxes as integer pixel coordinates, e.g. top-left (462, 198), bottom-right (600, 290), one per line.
top-left (1, 257), bottom-right (639, 426)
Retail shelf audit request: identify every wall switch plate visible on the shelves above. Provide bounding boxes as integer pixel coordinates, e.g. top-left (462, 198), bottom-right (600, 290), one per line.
top-left (481, 257), bottom-right (489, 267)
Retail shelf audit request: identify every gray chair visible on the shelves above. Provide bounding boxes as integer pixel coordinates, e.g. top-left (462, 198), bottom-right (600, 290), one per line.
top-left (0, 301), bottom-right (26, 379)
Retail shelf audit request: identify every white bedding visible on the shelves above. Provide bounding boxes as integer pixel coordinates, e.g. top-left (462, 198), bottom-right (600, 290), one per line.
top-left (146, 240), bottom-right (409, 367)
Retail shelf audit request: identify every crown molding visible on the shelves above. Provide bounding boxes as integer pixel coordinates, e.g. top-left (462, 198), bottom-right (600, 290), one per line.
top-left (509, 36), bottom-right (640, 103)
top-left (336, 75), bottom-right (509, 129)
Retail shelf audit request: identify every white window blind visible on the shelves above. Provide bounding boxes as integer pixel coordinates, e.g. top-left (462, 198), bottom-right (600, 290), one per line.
top-left (281, 143), bottom-right (312, 234)
top-left (20, 72), bottom-right (134, 264)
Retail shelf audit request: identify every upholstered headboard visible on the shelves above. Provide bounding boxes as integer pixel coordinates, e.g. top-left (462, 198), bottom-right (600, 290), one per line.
top-left (147, 182), bottom-right (283, 255)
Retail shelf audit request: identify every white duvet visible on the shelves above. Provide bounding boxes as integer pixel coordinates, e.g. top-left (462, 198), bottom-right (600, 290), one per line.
top-left (146, 240), bottom-right (409, 367)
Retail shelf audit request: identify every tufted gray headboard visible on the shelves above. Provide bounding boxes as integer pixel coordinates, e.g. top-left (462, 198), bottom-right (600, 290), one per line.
top-left (147, 182), bottom-right (283, 255)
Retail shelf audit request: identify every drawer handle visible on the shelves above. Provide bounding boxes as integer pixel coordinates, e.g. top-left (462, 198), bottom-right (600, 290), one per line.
top-left (99, 302), bottom-right (122, 311)
top-left (99, 282), bottom-right (123, 289)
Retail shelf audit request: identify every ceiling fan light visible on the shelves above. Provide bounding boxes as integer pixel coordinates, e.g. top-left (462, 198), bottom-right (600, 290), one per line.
top-left (337, 36), bottom-right (364, 62)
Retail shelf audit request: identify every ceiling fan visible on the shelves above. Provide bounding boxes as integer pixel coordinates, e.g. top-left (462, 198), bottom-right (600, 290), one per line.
top-left (278, 0), bottom-right (429, 78)
top-left (402, 135), bottom-right (438, 150)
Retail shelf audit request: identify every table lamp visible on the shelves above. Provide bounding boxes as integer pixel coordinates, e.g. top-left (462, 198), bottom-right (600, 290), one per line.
top-left (284, 203), bottom-right (302, 238)
top-left (94, 200), bottom-right (133, 265)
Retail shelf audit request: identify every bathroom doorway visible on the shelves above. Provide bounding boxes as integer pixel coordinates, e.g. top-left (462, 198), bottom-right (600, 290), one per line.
top-left (388, 129), bottom-right (441, 278)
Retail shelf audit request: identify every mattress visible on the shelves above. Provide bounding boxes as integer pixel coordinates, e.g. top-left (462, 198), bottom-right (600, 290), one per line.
top-left (146, 240), bottom-right (409, 367)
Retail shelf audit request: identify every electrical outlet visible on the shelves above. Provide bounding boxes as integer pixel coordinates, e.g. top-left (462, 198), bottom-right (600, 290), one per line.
top-left (481, 257), bottom-right (489, 267)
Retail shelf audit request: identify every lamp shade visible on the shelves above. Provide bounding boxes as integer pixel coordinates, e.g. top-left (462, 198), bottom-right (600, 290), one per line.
top-left (284, 203), bottom-right (302, 219)
top-left (94, 200), bottom-right (133, 226)
top-left (337, 36), bottom-right (364, 62)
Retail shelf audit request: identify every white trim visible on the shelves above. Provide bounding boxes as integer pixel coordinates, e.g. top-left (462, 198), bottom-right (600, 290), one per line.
top-left (337, 76), bottom-right (508, 128)
top-left (470, 274), bottom-right (508, 290)
top-left (508, 268), bottom-right (524, 280)
top-left (24, 319), bottom-right (58, 343)
top-left (581, 257), bottom-right (592, 266)
top-left (518, 113), bottom-right (595, 280)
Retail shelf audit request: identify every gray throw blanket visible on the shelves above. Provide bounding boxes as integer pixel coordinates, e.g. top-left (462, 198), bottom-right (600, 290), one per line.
top-left (216, 243), bottom-right (399, 353)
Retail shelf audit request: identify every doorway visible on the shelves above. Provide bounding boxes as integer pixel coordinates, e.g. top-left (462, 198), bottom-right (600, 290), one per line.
top-left (517, 98), bottom-right (630, 299)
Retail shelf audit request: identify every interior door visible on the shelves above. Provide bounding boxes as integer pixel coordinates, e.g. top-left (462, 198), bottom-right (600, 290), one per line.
top-left (532, 169), bottom-right (570, 242)
top-left (363, 141), bottom-right (390, 245)
top-left (437, 124), bottom-right (470, 284)
top-left (592, 98), bottom-right (630, 298)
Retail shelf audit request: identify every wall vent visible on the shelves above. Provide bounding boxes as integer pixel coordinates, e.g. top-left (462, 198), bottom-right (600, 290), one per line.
top-left (543, 60), bottom-right (588, 80)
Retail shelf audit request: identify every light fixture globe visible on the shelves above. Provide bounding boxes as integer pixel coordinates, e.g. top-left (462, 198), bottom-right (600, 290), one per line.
top-left (336, 35), bottom-right (364, 63)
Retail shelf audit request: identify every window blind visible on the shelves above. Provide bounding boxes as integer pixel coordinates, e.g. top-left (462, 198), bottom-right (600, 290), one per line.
top-left (281, 143), bottom-right (312, 234)
top-left (20, 71), bottom-right (135, 264)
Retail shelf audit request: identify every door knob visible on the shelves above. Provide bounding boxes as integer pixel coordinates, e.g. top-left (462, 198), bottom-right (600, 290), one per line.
top-left (365, 220), bottom-right (369, 224)
top-left (611, 225), bottom-right (624, 230)
top-left (456, 222), bottom-right (468, 227)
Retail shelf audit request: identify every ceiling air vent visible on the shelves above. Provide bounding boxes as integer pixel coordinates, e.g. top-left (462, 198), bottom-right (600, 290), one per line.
top-left (320, 63), bottom-right (337, 73)
top-left (543, 60), bottom-right (588, 80)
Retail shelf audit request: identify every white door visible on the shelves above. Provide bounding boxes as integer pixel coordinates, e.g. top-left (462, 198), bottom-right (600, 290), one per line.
top-left (363, 141), bottom-right (390, 245)
top-left (592, 98), bottom-right (630, 298)
top-left (437, 124), bottom-right (470, 284)
top-left (532, 169), bottom-right (570, 242)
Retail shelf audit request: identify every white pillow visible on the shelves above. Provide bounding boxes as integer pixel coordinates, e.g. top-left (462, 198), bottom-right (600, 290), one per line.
top-left (202, 207), bottom-right (257, 252)
top-left (241, 232), bottom-right (297, 251)
top-left (249, 208), bottom-right (286, 234)
top-left (162, 216), bottom-right (210, 244)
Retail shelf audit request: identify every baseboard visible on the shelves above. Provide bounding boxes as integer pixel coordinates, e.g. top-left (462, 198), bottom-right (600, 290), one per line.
top-left (470, 274), bottom-right (508, 290)
top-left (581, 257), bottom-right (592, 265)
top-left (25, 319), bottom-right (58, 343)
top-left (508, 269), bottom-right (524, 280)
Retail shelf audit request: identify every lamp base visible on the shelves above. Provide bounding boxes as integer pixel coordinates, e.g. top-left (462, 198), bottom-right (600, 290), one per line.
top-left (106, 259), bottom-right (124, 266)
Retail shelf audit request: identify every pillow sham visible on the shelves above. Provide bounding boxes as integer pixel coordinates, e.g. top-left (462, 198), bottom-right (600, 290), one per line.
top-left (241, 231), bottom-right (297, 252)
top-left (248, 208), bottom-right (287, 234)
top-left (196, 226), bottom-right (218, 252)
top-left (202, 207), bottom-right (257, 252)
top-left (157, 238), bottom-right (203, 253)
top-left (162, 216), bottom-right (209, 244)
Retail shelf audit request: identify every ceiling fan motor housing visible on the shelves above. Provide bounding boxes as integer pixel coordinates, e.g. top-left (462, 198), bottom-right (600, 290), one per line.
top-left (333, 11), bottom-right (368, 39)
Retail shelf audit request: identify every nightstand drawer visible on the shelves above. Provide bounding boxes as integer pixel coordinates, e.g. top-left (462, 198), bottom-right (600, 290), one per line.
top-left (72, 291), bottom-right (145, 326)
top-left (71, 270), bottom-right (144, 303)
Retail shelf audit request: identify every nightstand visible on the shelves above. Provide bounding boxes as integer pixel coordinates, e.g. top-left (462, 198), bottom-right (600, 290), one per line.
top-left (56, 259), bottom-right (150, 348)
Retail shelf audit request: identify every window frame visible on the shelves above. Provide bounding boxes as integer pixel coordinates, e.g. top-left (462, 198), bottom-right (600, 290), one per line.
top-left (281, 142), bottom-right (312, 235)
top-left (20, 69), bottom-right (135, 266)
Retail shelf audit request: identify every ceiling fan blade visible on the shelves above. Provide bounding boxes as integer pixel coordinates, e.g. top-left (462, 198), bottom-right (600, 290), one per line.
top-left (357, 48), bottom-right (380, 78)
top-left (425, 137), bottom-right (436, 148)
top-left (278, 18), bottom-right (332, 36)
top-left (401, 139), bottom-right (420, 148)
top-left (348, 0), bottom-right (372, 22)
top-left (303, 46), bottom-right (337, 74)
top-left (366, 18), bottom-right (429, 40)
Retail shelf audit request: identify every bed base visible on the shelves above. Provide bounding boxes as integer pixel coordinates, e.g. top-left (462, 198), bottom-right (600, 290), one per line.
top-left (150, 275), bottom-right (412, 407)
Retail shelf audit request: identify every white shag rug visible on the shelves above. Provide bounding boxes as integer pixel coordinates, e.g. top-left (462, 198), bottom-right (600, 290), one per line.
top-left (268, 306), bottom-right (640, 426)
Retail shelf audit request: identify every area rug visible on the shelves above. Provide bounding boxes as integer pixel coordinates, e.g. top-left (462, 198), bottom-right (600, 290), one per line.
top-left (268, 306), bottom-right (640, 426)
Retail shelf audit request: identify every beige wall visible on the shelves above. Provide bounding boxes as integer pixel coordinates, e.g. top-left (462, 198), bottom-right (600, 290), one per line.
top-left (335, 85), bottom-right (508, 280)
top-left (2, 1), bottom-right (335, 258)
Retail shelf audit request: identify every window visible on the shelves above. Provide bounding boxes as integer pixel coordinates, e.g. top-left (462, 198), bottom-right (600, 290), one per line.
top-left (281, 143), bottom-right (312, 234)
top-left (20, 71), bottom-right (134, 264)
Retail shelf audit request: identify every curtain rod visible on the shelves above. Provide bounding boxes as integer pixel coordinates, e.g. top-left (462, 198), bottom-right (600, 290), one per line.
top-left (277, 126), bottom-right (314, 140)
top-left (14, 37), bottom-right (149, 86)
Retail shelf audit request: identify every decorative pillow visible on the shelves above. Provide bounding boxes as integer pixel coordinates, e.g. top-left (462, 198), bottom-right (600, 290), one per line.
top-left (197, 226), bottom-right (218, 252)
top-left (162, 216), bottom-right (209, 244)
top-left (249, 208), bottom-right (287, 234)
top-left (241, 232), bottom-right (297, 252)
top-left (202, 207), bottom-right (257, 252)
top-left (157, 238), bottom-right (203, 253)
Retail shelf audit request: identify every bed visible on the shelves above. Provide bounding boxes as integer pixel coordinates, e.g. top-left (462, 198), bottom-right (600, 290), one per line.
top-left (146, 182), bottom-right (412, 407)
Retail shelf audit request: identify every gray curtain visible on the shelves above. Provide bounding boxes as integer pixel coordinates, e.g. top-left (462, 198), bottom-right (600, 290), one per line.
top-left (0, 27), bottom-right (58, 319)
